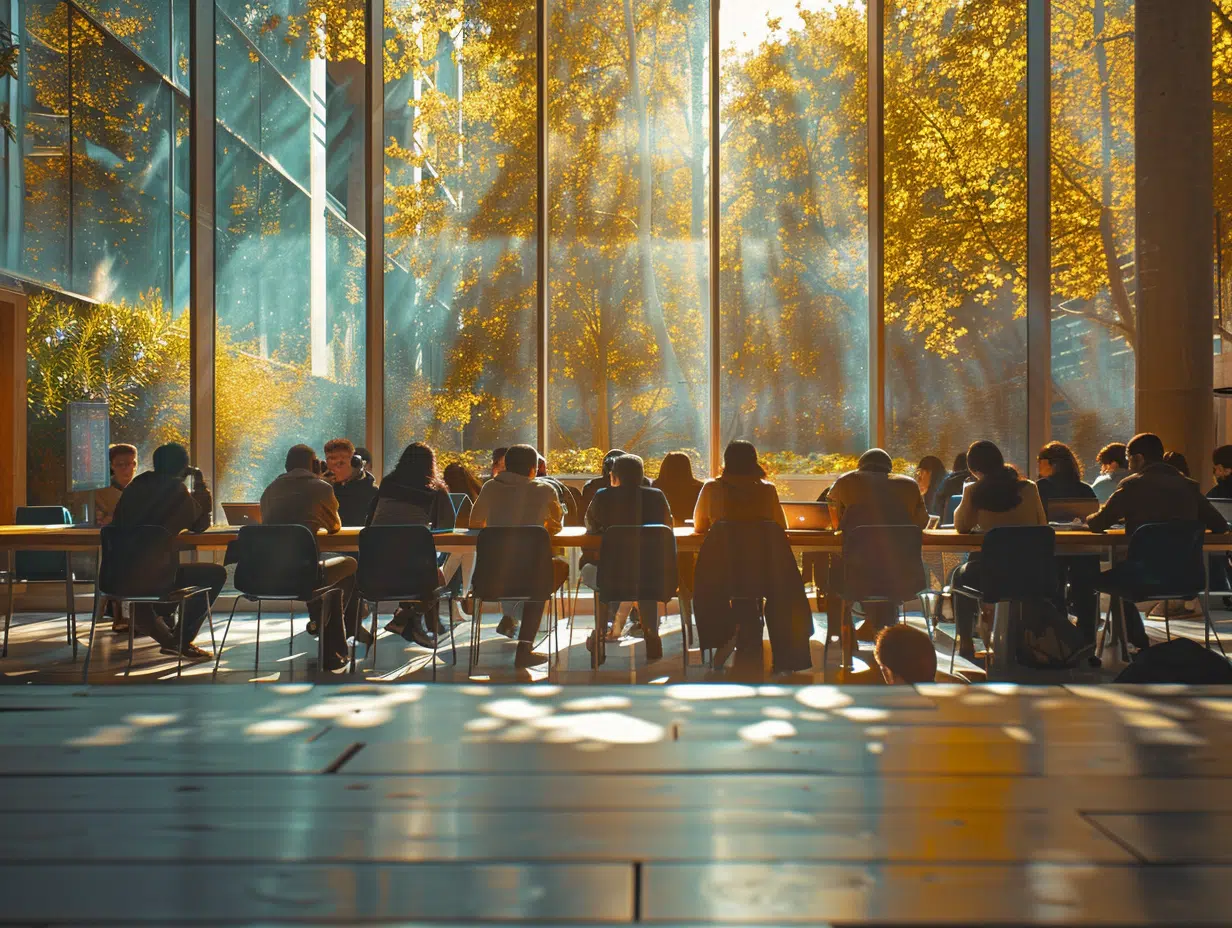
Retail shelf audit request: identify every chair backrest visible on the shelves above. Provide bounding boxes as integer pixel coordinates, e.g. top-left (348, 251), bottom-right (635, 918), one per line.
top-left (696, 520), bottom-right (788, 600)
top-left (1124, 521), bottom-right (1207, 596)
top-left (471, 526), bottom-right (555, 601)
top-left (840, 525), bottom-right (927, 603)
top-left (941, 494), bottom-right (962, 527)
top-left (356, 524), bottom-right (440, 602)
top-left (977, 525), bottom-right (1058, 603)
top-left (14, 505), bottom-right (72, 581)
top-left (232, 524), bottom-right (322, 599)
top-left (595, 525), bottom-right (678, 603)
top-left (98, 525), bottom-right (179, 599)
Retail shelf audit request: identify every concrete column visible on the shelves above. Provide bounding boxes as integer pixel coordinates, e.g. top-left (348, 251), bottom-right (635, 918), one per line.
top-left (1135, 0), bottom-right (1214, 483)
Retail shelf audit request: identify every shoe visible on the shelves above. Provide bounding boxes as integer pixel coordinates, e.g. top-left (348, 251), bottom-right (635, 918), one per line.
top-left (496, 616), bottom-right (518, 639)
top-left (645, 632), bottom-right (663, 662)
top-left (711, 634), bottom-right (738, 670)
top-left (385, 608), bottom-right (409, 635)
top-left (354, 624), bottom-right (374, 647)
top-left (322, 651), bottom-right (349, 672)
top-left (159, 642), bottom-right (213, 660)
top-left (461, 593), bottom-right (475, 617)
top-left (306, 620), bottom-right (319, 637)
top-left (450, 600), bottom-right (467, 627)
top-left (514, 642), bottom-right (548, 668)
top-left (404, 612), bottom-right (438, 649)
top-left (112, 620), bottom-right (129, 635)
top-left (585, 633), bottom-right (608, 666)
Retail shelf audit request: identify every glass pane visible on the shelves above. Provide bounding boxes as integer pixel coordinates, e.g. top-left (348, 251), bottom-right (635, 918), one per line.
top-left (214, 3), bottom-right (367, 503)
top-left (547, 0), bottom-right (711, 476)
top-left (720, 1), bottom-right (869, 475)
top-left (75, 0), bottom-right (170, 75)
top-left (383, 0), bottom-right (539, 470)
top-left (884, 0), bottom-right (1028, 470)
top-left (1051, 0), bottom-right (1135, 469)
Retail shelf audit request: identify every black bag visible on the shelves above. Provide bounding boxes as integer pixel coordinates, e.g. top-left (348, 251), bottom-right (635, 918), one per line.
top-left (1015, 599), bottom-right (1092, 669)
top-left (1114, 637), bottom-right (1232, 684)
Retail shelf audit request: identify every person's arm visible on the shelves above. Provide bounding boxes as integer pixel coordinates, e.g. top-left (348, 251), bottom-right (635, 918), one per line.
top-left (1086, 483), bottom-right (1127, 533)
top-left (320, 484), bottom-right (342, 534)
top-left (908, 482), bottom-right (930, 529)
top-left (693, 482), bottom-right (713, 534)
top-left (825, 479), bottom-right (846, 526)
top-left (544, 488), bottom-right (564, 536)
top-left (1198, 492), bottom-right (1230, 534)
top-left (952, 484), bottom-right (978, 534)
top-left (661, 492), bottom-right (674, 528)
top-left (187, 483), bottom-right (213, 533)
top-left (1027, 482), bottom-right (1047, 526)
top-left (768, 485), bottom-right (788, 529)
top-left (584, 490), bottom-right (603, 534)
top-left (469, 484), bottom-right (490, 529)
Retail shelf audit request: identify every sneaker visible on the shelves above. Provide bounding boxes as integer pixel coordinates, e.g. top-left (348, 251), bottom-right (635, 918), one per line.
top-left (514, 643), bottom-right (548, 668)
top-left (645, 632), bottom-right (663, 662)
top-left (496, 616), bottom-right (518, 639)
top-left (385, 607), bottom-right (409, 635)
top-left (354, 624), bottom-right (375, 647)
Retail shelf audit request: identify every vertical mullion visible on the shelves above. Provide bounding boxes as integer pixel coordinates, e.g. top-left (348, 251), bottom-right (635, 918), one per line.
top-left (1027, 0), bottom-right (1050, 468)
top-left (537, 0), bottom-right (549, 456)
top-left (365, 0), bottom-right (385, 479)
top-left (867, 0), bottom-right (884, 448)
top-left (188, 0), bottom-right (216, 493)
top-left (708, 0), bottom-right (720, 477)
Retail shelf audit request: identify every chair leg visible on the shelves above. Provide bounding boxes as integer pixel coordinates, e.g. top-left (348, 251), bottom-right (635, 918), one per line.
top-left (176, 600), bottom-right (187, 678)
top-left (65, 570), bottom-right (77, 658)
top-left (205, 596), bottom-right (216, 654)
top-left (369, 600), bottom-right (380, 666)
top-left (81, 590), bottom-right (105, 683)
top-left (213, 597), bottom-right (241, 677)
top-left (288, 606), bottom-right (295, 658)
top-left (254, 600), bottom-right (262, 676)
top-left (430, 597), bottom-right (439, 682)
top-left (3, 553), bottom-right (16, 659)
top-left (447, 594), bottom-right (458, 668)
top-left (470, 598), bottom-right (483, 672)
top-left (1164, 600), bottom-right (1171, 641)
top-left (125, 603), bottom-right (136, 677)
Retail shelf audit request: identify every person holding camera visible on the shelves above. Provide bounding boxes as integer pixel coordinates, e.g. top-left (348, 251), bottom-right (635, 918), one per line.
top-left (110, 442), bottom-right (226, 659)
top-left (324, 438), bottom-right (378, 526)
top-left (260, 444), bottom-right (361, 670)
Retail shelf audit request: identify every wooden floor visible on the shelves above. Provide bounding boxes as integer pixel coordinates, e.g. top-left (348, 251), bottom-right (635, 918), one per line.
top-left (2, 680), bottom-right (1232, 923)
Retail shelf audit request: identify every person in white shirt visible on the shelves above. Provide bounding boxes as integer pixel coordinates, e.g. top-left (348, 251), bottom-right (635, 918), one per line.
top-left (1091, 442), bottom-right (1128, 504)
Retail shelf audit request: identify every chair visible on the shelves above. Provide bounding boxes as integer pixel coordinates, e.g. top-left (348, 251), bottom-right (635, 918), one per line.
top-left (593, 525), bottom-right (679, 670)
top-left (950, 526), bottom-right (1059, 673)
top-left (1093, 521), bottom-right (1221, 659)
top-left (832, 525), bottom-right (928, 669)
top-left (469, 526), bottom-right (563, 672)
top-left (213, 525), bottom-right (345, 677)
top-left (81, 525), bottom-right (216, 680)
top-left (940, 495), bottom-right (962, 528)
top-left (356, 525), bottom-right (456, 679)
top-left (2, 506), bottom-right (78, 659)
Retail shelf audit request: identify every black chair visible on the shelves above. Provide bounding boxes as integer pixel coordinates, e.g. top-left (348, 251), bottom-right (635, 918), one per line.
top-left (593, 525), bottom-right (679, 670)
top-left (940, 495), bottom-right (963, 528)
top-left (214, 525), bottom-right (345, 677)
top-left (356, 525), bottom-right (456, 678)
top-left (1093, 521), bottom-right (1221, 659)
top-left (82, 525), bottom-right (216, 680)
top-left (950, 526), bottom-right (1059, 673)
top-left (3, 506), bottom-right (78, 659)
top-left (832, 525), bottom-right (928, 669)
top-left (469, 526), bottom-right (563, 672)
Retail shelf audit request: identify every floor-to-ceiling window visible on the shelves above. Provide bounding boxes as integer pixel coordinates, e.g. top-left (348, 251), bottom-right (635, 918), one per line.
top-left (547, 0), bottom-right (711, 476)
top-left (884, 0), bottom-right (1029, 471)
top-left (719, 1), bottom-right (868, 474)
top-left (382, 0), bottom-right (538, 475)
top-left (213, 0), bottom-right (367, 502)
top-left (5, 0), bottom-right (190, 507)
top-left (1051, 0), bottom-right (1135, 471)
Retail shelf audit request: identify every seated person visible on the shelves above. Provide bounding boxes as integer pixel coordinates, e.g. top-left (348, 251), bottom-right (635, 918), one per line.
top-left (537, 454), bottom-right (577, 524)
top-left (468, 443), bottom-right (568, 669)
top-left (951, 440), bottom-right (1047, 662)
top-left (95, 443), bottom-right (138, 527)
top-left (1091, 442), bottom-right (1129, 503)
top-left (1210, 445), bottom-right (1232, 500)
top-left (1035, 440), bottom-right (1099, 644)
top-left (933, 452), bottom-right (972, 521)
top-left (875, 623), bottom-right (938, 684)
top-left (365, 441), bottom-right (461, 644)
top-left (580, 449), bottom-right (626, 520)
top-left (581, 453), bottom-right (673, 662)
top-left (325, 437), bottom-right (378, 526)
top-left (1086, 432), bottom-right (1228, 651)
top-left (490, 447), bottom-right (508, 479)
top-left (110, 442), bottom-right (226, 659)
top-left (259, 444), bottom-right (361, 671)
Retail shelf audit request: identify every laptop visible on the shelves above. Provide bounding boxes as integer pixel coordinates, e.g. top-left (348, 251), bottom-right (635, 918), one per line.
top-left (781, 501), bottom-right (833, 532)
top-left (1047, 497), bottom-right (1100, 525)
top-left (221, 502), bottom-right (262, 526)
top-left (453, 496), bottom-right (473, 530)
top-left (1212, 499), bottom-right (1232, 524)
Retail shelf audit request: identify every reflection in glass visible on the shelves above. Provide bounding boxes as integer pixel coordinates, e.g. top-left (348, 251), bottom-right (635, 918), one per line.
top-left (548, 0), bottom-right (710, 474)
top-left (720, 1), bottom-right (868, 471)
top-left (884, 0), bottom-right (1028, 469)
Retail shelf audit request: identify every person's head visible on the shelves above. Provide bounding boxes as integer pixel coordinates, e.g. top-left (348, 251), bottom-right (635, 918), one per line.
top-left (875, 624), bottom-right (937, 685)
top-left (324, 438), bottom-right (357, 483)
top-left (952, 451), bottom-right (968, 474)
top-left (151, 442), bottom-right (190, 478)
top-left (491, 447), bottom-right (508, 477)
top-left (1037, 440), bottom-right (1083, 481)
top-left (857, 448), bottom-right (893, 475)
top-left (657, 451), bottom-right (697, 486)
top-left (503, 444), bottom-right (538, 478)
top-left (722, 440), bottom-right (766, 479)
top-left (966, 440), bottom-right (1022, 513)
top-left (355, 447), bottom-right (373, 474)
top-left (1126, 432), bottom-right (1165, 472)
top-left (1164, 450), bottom-right (1190, 477)
top-left (389, 441), bottom-right (442, 490)
top-left (1098, 442), bottom-right (1129, 475)
top-left (915, 455), bottom-right (946, 495)
top-left (611, 453), bottom-right (645, 488)
top-left (108, 443), bottom-right (138, 488)
top-left (285, 443), bottom-right (318, 474)
top-left (537, 454), bottom-right (548, 478)
top-left (1214, 445), bottom-right (1232, 481)
top-left (443, 461), bottom-right (483, 499)
top-left (601, 449), bottom-right (627, 485)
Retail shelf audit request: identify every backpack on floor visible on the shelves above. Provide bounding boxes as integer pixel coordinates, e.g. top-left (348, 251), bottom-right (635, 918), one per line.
top-left (1114, 637), bottom-right (1232, 684)
top-left (1014, 599), bottom-right (1092, 669)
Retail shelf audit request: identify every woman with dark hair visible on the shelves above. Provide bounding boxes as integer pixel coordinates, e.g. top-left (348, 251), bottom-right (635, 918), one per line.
top-left (914, 455), bottom-right (948, 516)
top-left (651, 451), bottom-right (705, 635)
top-left (950, 440), bottom-right (1047, 661)
top-left (1036, 441), bottom-right (1096, 508)
top-left (693, 440), bottom-right (783, 532)
top-left (366, 442), bottom-right (458, 646)
top-left (442, 461), bottom-right (483, 502)
top-left (1034, 440), bottom-right (1099, 644)
top-left (1164, 450), bottom-right (1191, 477)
